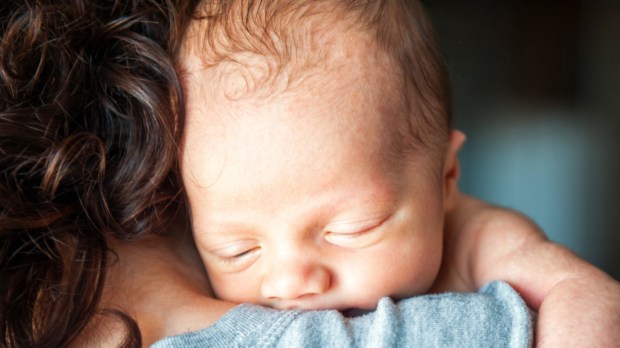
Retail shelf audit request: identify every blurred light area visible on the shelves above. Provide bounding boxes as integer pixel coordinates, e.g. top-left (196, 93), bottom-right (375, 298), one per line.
top-left (426, 0), bottom-right (620, 279)
top-left (459, 104), bottom-right (602, 259)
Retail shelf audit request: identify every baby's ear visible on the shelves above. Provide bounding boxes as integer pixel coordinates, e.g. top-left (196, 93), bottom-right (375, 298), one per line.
top-left (443, 130), bottom-right (466, 211)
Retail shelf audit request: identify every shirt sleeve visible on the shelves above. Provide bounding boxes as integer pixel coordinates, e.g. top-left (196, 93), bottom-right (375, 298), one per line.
top-left (150, 280), bottom-right (533, 348)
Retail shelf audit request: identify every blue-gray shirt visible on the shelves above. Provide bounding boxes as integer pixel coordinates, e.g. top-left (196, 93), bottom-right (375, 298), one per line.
top-left (151, 280), bottom-right (533, 348)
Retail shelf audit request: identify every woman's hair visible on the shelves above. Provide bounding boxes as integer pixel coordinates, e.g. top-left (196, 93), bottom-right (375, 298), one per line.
top-left (0, 0), bottom-right (199, 346)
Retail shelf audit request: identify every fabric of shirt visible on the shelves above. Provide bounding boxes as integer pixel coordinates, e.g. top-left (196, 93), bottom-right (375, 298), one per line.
top-left (150, 280), bottom-right (533, 348)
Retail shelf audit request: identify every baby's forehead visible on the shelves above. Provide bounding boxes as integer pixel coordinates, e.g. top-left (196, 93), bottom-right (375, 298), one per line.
top-left (179, 0), bottom-right (449, 171)
top-left (180, 39), bottom-right (432, 174)
top-left (182, 45), bottom-right (407, 144)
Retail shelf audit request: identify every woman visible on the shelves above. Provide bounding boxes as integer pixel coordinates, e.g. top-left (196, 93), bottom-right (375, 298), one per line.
top-left (5, 0), bottom-right (595, 346)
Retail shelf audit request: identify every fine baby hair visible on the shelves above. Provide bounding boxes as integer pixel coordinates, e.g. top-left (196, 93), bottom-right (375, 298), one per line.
top-left (184, 0), bottom-right (452, 155)
top-left (0, 0), bottom-right (198, 346)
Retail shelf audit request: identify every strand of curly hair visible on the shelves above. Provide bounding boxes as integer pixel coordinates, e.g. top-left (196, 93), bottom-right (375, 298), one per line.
top-left (0, 1), bottom-right (199, 346)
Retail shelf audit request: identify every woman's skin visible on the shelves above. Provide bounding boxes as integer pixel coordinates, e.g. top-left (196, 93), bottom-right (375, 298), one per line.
top-left (72, 220), bottom-right (235, 347)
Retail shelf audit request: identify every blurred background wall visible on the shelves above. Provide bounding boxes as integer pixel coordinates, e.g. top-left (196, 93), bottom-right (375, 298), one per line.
top-left (425, 0), bottom-right (620, 279)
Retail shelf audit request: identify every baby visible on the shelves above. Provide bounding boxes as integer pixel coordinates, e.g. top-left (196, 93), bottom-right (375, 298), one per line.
top-left (178, 0), bottom-right (619, 344)
top-left (180, 0), bottom-right (460, 311)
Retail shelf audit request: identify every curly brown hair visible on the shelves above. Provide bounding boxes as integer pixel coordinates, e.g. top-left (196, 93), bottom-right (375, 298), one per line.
top-left (0, 0), bottom-right (199, 346)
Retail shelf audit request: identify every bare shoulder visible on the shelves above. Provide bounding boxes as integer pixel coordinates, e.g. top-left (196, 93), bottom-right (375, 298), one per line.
top-left (437, 194), bottom-right (548, 292)
top-left (69, 313), bottom-right (132, 348)
top-left (72, 233), bottom-right (235, 347)
top-left (451, 195), bottom-right (545, 245)
top-left (444, 194), bottom-right (619, 307)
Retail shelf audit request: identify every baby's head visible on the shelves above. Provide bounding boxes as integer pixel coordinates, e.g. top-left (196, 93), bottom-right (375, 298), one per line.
top-left (178, 0), bottom-right (464, 310)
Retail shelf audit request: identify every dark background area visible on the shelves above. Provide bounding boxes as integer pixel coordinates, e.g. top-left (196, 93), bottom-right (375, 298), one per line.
top-left (425, 0), bottom-right (620, 279)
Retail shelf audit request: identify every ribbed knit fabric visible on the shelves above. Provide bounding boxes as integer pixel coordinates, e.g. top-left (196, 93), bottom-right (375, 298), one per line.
top-left (151, 280), bottom-right (533, 348)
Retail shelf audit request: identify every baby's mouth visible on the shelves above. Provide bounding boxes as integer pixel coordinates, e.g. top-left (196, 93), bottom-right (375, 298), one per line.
top-left (269, 300), bottom-right (373, 314)
top-left (268, 294), bottom-right (381, 313)
top-left (268, 296), bottom-right (340, 311)
top-left (270, 301), bottom-right (374, 316)
top-left (270, 301), bottom-right (319, 311)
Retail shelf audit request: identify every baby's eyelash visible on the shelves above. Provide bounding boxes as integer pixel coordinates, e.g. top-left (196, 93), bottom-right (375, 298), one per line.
top-left (324, 226), bottom-right (382, 246)
top-left (324, 215), bottom-right (390, 247)
top-left (232, 248), bottom-right (258, 259)
top-left (327, 215), bottom-right (390, 234)
top-left (327, 225), bottom-right (377, 238)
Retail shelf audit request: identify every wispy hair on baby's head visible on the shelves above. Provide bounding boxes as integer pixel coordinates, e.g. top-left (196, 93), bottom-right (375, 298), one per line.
top-left (182, 0), bottom-right (452, 156)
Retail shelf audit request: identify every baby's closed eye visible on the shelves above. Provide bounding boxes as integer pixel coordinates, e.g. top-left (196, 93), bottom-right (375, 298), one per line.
top-left (324, 216), bottom-right (390, 248)
top-left (208, 240), bottom-right (261, 271)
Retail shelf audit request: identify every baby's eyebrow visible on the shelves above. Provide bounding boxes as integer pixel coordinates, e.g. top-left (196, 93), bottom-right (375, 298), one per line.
top-left (197, 186), bottom-right (398, 230)
top-left (315, 194), bottom-right (396, 221)
top-left (200, 223), bottom-right (254, 236)
top-left (191, 216), bottom-right (253, 240)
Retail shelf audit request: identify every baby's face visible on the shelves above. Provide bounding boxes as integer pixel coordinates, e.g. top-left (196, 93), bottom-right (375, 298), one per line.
top-left (180, 34), bottom-right (447, 310)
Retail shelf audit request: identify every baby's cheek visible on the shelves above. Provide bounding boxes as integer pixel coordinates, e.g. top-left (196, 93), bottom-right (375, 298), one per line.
top-left (205, 272), bottom-right (229, 300)
top-left (335, 281), bottom-right (386, 310)
top-left (205, 269), bottom-right (252, 302)
top-left (394, 247), bottom-right (443, 298)
top-left (372, 244), bottom-right (442, 299)
top-left (334, 260), bottom-right (410, 309)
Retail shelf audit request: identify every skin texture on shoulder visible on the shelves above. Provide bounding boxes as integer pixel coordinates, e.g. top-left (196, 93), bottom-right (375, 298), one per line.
top-left (442, 194), bottom-right (620, 347)
top-left (71, 225), bottom-right (236, 347)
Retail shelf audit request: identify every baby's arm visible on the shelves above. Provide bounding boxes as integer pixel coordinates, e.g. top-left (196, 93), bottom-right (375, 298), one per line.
top-left (444, 194), bottom-right (620, 347)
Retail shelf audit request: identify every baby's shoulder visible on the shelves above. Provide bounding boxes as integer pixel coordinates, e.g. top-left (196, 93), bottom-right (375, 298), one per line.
top-left (438, 195), bottom-right (548, 292)
top-left (468, 203), bottom-right (547, 253)
top-left (451, 195), bottom-right (546, 252)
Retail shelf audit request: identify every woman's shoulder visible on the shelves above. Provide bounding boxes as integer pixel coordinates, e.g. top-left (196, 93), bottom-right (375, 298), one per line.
top-left (75, 234), bottom-right (235, 347)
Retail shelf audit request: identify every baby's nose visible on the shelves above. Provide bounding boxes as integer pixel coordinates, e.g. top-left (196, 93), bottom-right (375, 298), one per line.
top-left (260, 261), bottom-right (331, 301)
